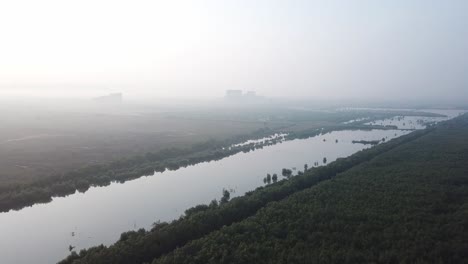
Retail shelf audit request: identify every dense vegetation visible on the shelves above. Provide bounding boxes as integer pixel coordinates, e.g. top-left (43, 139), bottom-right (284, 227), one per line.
top-left (0, 109), bottom-right (423, 213)
top-left (351, 139), bottom-right (381, 145)
top-left (150, 114), bottom-right (468, 264)
top-left (59, 117), bottom-right (437, 264)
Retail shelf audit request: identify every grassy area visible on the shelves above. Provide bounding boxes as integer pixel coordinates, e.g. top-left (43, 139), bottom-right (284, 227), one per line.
top-left (0, 109), bottom-right (267, 185)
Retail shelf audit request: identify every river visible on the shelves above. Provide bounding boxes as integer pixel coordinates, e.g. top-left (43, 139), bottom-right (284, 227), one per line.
top-left (0, 110), bottom-right (463, 264)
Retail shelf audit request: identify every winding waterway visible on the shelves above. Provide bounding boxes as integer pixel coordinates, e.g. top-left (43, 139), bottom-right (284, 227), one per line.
top-left (0, 109), bottom-right (464, 264)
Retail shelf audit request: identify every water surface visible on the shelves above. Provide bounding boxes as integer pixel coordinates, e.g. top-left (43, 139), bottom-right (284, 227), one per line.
top-left (0, 129), bottom-right (411, 264)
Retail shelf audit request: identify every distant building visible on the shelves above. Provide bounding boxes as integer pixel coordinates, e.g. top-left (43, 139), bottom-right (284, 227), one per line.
top-left (225, 90), bottom-right (243, 100)
top-left (94, 93), bottom-right (123, 104)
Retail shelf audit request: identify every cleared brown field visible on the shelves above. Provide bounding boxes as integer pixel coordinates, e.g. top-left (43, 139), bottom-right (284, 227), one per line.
top-left (0, 106), bottom-right (276, 185)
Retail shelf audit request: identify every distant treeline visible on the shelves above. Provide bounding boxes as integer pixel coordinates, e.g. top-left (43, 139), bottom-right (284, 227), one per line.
top-left (284, 124), bottom-right (398, 141)
top-left (59, 123), bottom-right (433, 264)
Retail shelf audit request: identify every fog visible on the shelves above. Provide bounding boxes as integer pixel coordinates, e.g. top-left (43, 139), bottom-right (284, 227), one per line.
top-left (0, 0), bottom-right (467, 103)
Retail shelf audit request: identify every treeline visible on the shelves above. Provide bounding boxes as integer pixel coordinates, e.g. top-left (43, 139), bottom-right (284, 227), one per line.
top-left (265, 108), bottom-right (444, 125)
top-left (150, 114), bottom-right (468, 264)
top-left (351, 139), bottom-right (381, 145)
top-left (285, 123), bottom-right (399, 141)
top-left (59, 123), bottom-right (433, 264)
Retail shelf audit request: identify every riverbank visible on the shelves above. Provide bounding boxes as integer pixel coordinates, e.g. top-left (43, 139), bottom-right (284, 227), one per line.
top-left (0, 110), bottom-right (443, 213)
top-left (59, 119), bottom-right (440, 264)
top-left (152, 113), bottom-right (468, 264)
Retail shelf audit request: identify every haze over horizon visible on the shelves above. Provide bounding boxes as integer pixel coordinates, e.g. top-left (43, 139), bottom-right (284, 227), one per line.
top-left (1, 0), bottom-right (467, 102)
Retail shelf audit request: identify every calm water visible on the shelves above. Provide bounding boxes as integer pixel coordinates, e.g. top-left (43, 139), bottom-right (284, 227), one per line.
top-left (0, 109), bottom-right (464, 264)
top-left (231, 133), bottom-right (287, 147)
top-left (362, 109), bottom-right (465, 129)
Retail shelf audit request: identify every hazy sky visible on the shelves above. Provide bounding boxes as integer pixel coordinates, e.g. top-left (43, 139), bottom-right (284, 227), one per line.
top-left (0, 0), bottom-right (467, 101)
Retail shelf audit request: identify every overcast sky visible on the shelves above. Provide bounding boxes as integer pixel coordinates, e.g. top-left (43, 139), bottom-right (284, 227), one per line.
top-left (0, 0), bottom-right (467, 101)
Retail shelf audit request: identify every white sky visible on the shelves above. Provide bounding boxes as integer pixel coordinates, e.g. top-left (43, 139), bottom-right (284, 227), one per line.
top-left (0, 0), bottom-right (467, 101)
